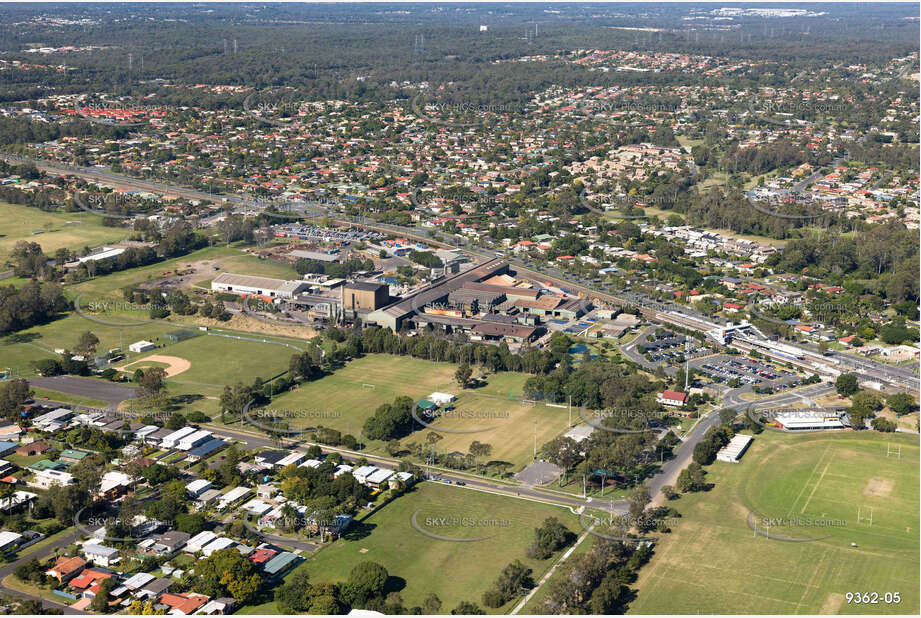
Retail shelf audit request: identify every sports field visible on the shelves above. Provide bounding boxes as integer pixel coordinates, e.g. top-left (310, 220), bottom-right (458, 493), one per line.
top-left (266, 481), bottom-right (578, 613)
top-left (262, 355), bottom-right (573, 470)
top-left (629, 430), bottom-right (919, 615)
top-left (0, 201), bottom-right (128, 261)
top-left (0, 313), bottom-right (179, 377)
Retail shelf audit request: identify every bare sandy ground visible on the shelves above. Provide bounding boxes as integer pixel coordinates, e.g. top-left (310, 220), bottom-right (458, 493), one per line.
top-left (119, 354), bottom-right (191, 377)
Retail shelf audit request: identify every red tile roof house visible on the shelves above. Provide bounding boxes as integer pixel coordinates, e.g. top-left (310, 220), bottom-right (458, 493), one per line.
top-left (657, 390), bottom-right (689, 407)
top-left (45, 556), bottom-right (86, 584)
top-left (839, 335), bottom-right (856, 346)
top-left (723, 303), bottom-right (743, 313)
top-left (248, 548), bottom-right (277, 566)
top-left (159, 593), bottom-right (209, 615)
top-left (69, 569), bottom-right (114, 598)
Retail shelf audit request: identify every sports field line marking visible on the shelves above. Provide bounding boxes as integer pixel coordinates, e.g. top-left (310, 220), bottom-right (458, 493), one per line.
top-left (800, 459), bottom-right (832, 514)
top-left (785, 446), bottom-right (830, 519)
top-left (793, 546), bottom-right (831, 612)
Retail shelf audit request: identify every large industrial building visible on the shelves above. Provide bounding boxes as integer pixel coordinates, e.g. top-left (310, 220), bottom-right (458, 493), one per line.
top-left (342, 281), bottom-right (390, 313)
top-left (364, 259), bottom-right (511, 331)
top-left (211, 273), bottom-right (308, 299)
top-left (363, 259), bottom-right (590, 342)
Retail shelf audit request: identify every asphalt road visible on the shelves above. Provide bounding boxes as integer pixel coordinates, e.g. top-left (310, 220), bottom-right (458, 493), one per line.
top-left (28, 376), bottom-right (137, 407)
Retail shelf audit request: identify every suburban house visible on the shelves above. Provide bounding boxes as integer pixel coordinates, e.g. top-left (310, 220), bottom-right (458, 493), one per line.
top-left (83, 543), bottom-right (120, 567)
top-left (15, 441), bottom-right (50, 457)
top-left (158, 592), bottom-right (209, 615)
top-left (657, 390), bottom-right (689, 407)
top-left (30, 469), bottom-right (75, 489)
top-left (45, 556), bottom-right (87, 583)
top-left (152, 530), bottom-right (191, 556)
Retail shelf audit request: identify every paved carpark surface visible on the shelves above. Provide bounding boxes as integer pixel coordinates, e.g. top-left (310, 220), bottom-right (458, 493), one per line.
top-left (691, 354), bottom-right (801, 390)
top-left (516, 460), bottom-right (563, 485)
top-left (28, 376), bottom-right (138, 407)
top-left (636, 330), bottom-right (714, 361)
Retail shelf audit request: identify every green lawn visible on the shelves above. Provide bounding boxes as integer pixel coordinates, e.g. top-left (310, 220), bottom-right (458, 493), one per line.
top-left (245, 482), bottom-right (579, 613)
top-left (0, 202), bottom-right (128, 262)
top-left (261, 355), bottom-right (573, 471)
top-left (629, 430), bottom-right (919, 614)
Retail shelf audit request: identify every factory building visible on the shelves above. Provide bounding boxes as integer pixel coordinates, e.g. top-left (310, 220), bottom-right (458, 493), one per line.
top-left (211, 273), bottom-right (308, 299)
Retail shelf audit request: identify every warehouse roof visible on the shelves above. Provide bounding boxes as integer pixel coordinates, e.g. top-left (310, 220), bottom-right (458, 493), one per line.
top-left (213, 272), bottom-right (304, 294)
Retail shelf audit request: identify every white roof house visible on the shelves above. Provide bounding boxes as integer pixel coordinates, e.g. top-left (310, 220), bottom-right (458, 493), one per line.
top-left (134, 425), bottom-right (160, 439)
top-left (161, 426), bottom-right (198, 449)
top-left (333, 464), bottom-right (354, 477)
top-left (366, 469), bottom-right (394, 486)
top-left (201, 536), bottom-right (236, 557)
top-left (277, 452), bottom-right (307, 467)
top-left (31, 469), bottom-right (74, 489)
top-left (122, 572), bottom-right (156, 590)
top-left (186, 479), bottom-right (213, 497)
top-left (0, 491), bottom-right (37, 512)
top-left (352, 466), bottom-right (378, 483)
top-left (185, 531), bottom-right (218, 553)
top-left (176, 429), bottom-right (213, 451)
top-left (0, 531), bottom-right (23, 550)
top-left (242, 499), bottom-right (273, 516)
top-left (297, 458), bottom-right (323, 469)
top-left (83, 543), bottom-right (120, 566)
top-left (217, 486), bottom-right (251, 510)
top-left (32, 408), bottom-right (72, 428)
top-left (99, 471), bottom-right (134, 494)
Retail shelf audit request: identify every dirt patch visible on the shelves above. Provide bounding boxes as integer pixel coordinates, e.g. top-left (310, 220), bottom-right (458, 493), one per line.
top-left (863, 477), bottom-right (894, 497)
top-left (119, 354), bottom-right (191, 378)
top-left (820, 593), bottom-right (844, 614)
top-left (190, 314), bottom-right (317, 339)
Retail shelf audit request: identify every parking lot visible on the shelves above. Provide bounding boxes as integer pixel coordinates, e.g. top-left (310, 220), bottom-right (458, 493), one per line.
top-left (692, 355), bottom-right (801, 390)
top-left (637, 330), bottom-right (713, 364)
